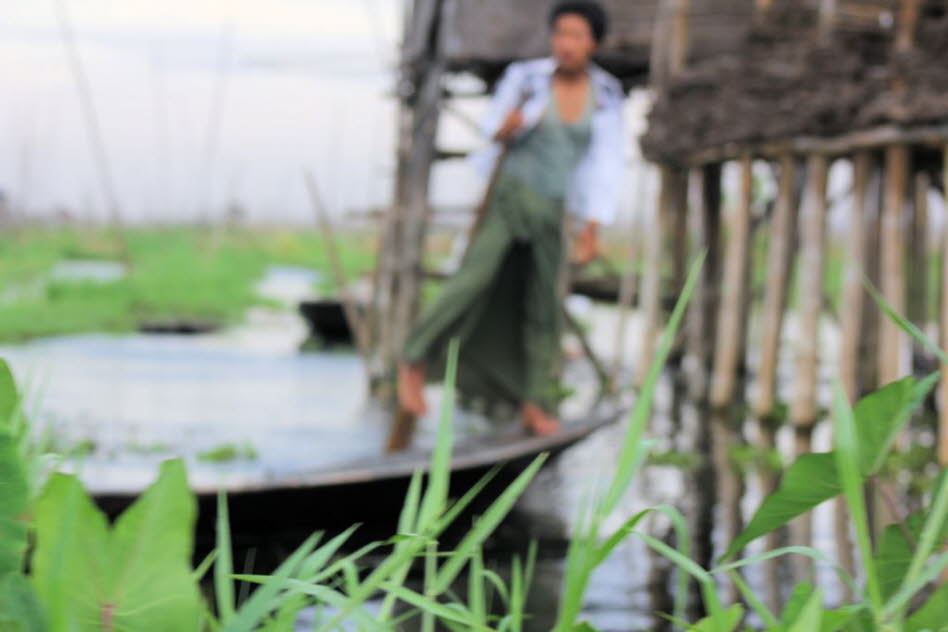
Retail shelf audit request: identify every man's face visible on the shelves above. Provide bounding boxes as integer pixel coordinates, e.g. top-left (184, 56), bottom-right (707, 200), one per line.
top-left (551, 13), bottom-right (597, 72)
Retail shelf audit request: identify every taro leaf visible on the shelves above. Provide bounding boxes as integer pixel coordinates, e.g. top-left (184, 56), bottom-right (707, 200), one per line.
top-left (0, 573), bottom-right (46, 632)
top-left (906, 582), bottom-right (948, 632)
top-left (722, 453), bottom-right (839, 561)
top-left (107, 459), bottom-right (201, 629)
top-left (0, 359), bottom-right (19, 427)
top-left (0, 430), bottom-right (28, 576)
top-left (876, 499), bottom-right (948, 601)
top-left (31, 473), bottom-right (110, 631)
top-left (854, 375), bottom-right (937, 477)
top-left (32, 460), bottom-right (202, 632)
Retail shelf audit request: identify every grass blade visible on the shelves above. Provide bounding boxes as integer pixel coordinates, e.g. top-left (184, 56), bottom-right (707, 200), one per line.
top-left (215, 492), bottom-right (236, 623)
top-left (830, 382), bottom-right (882, 612)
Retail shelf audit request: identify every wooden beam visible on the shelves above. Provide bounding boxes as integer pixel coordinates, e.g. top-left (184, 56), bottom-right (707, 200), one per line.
top-left (710, 155), bottom-right (753, 409)
top-left (753, 154), bottom-right (798, 419)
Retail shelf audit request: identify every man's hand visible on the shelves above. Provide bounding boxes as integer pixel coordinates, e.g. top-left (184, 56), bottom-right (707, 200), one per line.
top-left (494, 109), bottom-right (524, 143)
top-left (573, 220), bottom-right (600, 266)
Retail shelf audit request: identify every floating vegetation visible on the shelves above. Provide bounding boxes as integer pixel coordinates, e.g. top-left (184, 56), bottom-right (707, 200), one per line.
top-left (197, 442), bottom-right (259, 464)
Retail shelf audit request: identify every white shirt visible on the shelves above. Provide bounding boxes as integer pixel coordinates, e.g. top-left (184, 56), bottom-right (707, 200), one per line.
top-left (470, 57), bottom-right (626, 225)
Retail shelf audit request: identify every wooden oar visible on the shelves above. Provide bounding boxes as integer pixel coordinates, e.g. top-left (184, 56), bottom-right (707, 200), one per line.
top-left (304, 171), bottom-right (371, 366)
top-left (462, 93), bottom-right (532, 255)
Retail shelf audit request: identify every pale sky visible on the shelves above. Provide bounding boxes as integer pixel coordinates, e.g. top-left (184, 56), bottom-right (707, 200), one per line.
top-left (1, 0), bottom-right (406, 223)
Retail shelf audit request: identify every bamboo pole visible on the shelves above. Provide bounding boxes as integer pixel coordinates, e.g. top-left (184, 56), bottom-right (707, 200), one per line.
top-left (790, 154), bottom-right (829, 582)
top-left (896, 0), bottom-right (922, 52)
top-left (304, 171), bottom-right (371, 364)
top-left (684, 165), bottom-right (721, 402)
top-left (940, 144), bottom-right (948, 468)
top-left (710, 155), bottom-right (753, 409)
top-left (753, 154), bottom-right (798, 419)
top-left (840, 153), bottom-right (872, 401)
top-left (909, 172), bottom-right (930, 337)
top-left (836, 151), bottom-right (873, 600)
top-left (878, 146), bottom-right (909, 386)
top-left (669, 0), bottom-right (691, 76)
top-left (751, 154), bottom-right (797, 611)
top-left (53, 0), bottom-right (127, 259)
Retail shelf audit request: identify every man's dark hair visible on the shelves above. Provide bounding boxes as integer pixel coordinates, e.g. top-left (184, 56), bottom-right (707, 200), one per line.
top-left (549, 1), bottom-right (609, 43)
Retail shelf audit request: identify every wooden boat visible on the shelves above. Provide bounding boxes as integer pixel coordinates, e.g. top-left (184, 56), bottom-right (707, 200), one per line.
top-left (94, 402), bottom-right (623, 548)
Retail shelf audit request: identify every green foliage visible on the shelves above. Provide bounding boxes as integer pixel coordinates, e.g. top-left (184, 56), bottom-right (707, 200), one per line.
top-left (198, 442), bottom-right (259, 463)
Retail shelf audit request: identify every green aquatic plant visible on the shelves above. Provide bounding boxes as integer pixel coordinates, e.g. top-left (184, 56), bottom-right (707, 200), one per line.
top-left (197, 442), bottom-right (259, 464)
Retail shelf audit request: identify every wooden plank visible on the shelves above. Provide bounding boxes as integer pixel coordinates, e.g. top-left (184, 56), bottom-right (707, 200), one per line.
top-left (753, 155), bottom-right (798, 419)
top-left (710, 155), bottom-right (753, 409)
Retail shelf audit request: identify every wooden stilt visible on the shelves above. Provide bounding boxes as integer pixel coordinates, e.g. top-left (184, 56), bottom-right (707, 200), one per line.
top-left (878, 145), bottom-right (910, 387)
top-left (304, 172), bottom-right (371, 361)
top-left (710, 155), bottom-right (753, 409)
top-left (790, 154), bottom-right (829, 582)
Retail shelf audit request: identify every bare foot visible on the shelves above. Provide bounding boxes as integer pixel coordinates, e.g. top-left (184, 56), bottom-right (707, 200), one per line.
top-left (398, 363), bottom-right (427, 417)
top-left (521, 402), bottom-right (561, 437)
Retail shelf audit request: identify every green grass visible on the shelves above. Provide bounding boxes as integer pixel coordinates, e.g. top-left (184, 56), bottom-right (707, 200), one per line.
top-left (0, 227), bottom-right (378, 342)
